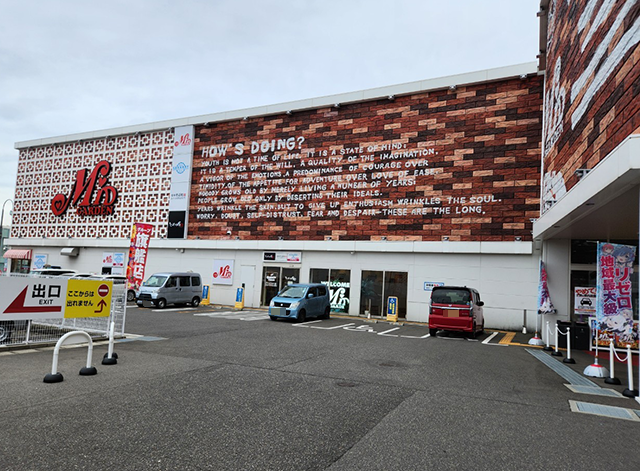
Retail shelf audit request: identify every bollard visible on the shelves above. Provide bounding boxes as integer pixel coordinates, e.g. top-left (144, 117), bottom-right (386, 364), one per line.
top-left (102, 321), bottom-right (118, 365)
top-left (543, 321), bottom-right (553, 352)
top-left (605, 340), bottom-right (621, 385)
top-left (522, 309), bottom-right (527, 335)
top-left (44, 331), bottom-right (97, 383)
top-left (551, 323), bottom-right (563, 357)
top-left (622, 345), bottom-right (639, 398)
top-left (562, 327), bottom-right (575, 364)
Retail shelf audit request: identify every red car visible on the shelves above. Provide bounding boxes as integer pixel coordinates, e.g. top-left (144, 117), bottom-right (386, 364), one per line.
top-left (429, 286), bottom-right (485, 338)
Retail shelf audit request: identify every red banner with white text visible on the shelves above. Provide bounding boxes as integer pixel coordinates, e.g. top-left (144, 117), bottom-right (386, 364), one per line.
top-left (126, 223), bottom-right (154, 294)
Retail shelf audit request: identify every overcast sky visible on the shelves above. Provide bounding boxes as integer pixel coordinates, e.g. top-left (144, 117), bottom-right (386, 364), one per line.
top-left (0, 0), bottom-right (540, 224)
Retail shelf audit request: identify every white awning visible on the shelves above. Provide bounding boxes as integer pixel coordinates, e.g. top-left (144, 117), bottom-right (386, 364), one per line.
top-left (3, 249), bottom-right (32, 259)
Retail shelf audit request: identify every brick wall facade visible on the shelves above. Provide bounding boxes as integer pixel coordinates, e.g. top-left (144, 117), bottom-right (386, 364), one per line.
top-left (190, 75), bottom-right (543, 241)
top-left (542, 0), bottom-right (640, 210)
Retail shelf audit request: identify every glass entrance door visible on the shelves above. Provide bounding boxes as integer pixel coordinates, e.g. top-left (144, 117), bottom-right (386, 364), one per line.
top-left (261, 266), bottom-right (300, 306)
top-left (360, 270), bottom-right (408, 318)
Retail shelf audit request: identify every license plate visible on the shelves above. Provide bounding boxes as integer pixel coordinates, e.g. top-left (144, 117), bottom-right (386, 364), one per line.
top-left (446, 309), bottom-right (459, 318)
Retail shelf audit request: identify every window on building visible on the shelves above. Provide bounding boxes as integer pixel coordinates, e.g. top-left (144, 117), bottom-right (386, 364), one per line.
top-left (310, 268), bottom-right (351, 313)
top-left (360, 270), bottom-right (408, 318)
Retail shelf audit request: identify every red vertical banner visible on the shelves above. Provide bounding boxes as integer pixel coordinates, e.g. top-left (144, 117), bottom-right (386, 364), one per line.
top-left (126, 223), bottom-right (154, 294)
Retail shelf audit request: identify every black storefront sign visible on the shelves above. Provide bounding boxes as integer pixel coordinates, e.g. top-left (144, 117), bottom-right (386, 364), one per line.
top-left (168, 211), bottom-right (187, 239)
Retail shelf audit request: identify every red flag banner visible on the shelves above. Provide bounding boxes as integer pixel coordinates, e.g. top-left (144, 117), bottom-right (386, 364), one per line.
top-left (126, 223), bottom-right (154, 294)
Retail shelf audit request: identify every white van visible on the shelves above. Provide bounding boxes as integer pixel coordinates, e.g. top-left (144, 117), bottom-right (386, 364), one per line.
top-left (136, 272), bottom-right (203, 309)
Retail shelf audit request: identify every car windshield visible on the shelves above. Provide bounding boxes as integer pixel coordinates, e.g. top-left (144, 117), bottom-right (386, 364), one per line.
top-left (277, 286), bottom-right (307, 298)
top-left (144, 275), bottom-right (168, 287)
top-left (432, 289), bottom-right (471, 304)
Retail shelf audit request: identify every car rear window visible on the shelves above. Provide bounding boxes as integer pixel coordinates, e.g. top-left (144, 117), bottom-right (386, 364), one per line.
top-left (179, 276), bottom-right (191, 287)
top-left (191, 276), bottom-right (201, 286)
top-left (431, 289), bottom-right (471, 304)
top-left (318, 285), bottom-right (327, 296)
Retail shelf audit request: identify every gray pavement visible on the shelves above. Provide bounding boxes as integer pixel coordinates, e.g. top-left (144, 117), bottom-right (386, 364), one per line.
top-left (1, 304), bottom-right (639, 470)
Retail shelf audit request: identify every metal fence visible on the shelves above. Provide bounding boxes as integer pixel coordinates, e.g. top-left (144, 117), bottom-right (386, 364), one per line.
top-left (0, 274), bottom-right (127, 348)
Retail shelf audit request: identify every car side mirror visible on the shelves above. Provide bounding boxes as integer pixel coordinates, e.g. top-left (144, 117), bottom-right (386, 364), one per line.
top-left (308, 293), bottom-right (315, 298)
top-left (477, 301), bottom-right (484, 307)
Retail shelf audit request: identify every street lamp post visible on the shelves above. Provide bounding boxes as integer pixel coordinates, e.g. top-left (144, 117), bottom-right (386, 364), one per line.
top-left (1, 199), bottom-right (14, 274)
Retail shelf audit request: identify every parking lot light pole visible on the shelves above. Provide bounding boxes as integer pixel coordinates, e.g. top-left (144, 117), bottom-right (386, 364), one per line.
top-left (0, 199), bottom-right (13, 274)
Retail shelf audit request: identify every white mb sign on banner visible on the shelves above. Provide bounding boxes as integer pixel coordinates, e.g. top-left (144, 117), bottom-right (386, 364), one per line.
top-left (212, 260), bottom-right (234, 285)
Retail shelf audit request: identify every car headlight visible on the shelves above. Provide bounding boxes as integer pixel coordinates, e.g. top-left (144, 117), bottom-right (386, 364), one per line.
top-left (289, 301), bottom-right (300, 309)
top-left (269, 300), bottom-right (275, 307)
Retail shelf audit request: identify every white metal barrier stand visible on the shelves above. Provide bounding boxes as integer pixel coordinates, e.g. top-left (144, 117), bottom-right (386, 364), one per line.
top-left (43, 331), bottom-right (98, 383)
top-left (562, 327), bottom-right (575, 364)
top-left (102, 321), bottom-right (118, 365)
top-left (551, 322), bottom-right (564, 357)
top-left (605, 340), bottom-right (622, 385)
top-left (619, 345), bottom-right (639, 398)
top-left (543, 321), bottom-right (553, 352)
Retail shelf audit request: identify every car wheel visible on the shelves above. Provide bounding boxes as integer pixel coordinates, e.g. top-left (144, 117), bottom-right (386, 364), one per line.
top-left (469, 323), bottom-right (477, 339)
top-left (191, 297), bottom-right (200, 307)
top-left (429, 328), bottom-right (437, 337)
top-left (479, 322), bottom-right (485, 335)
top-left (322, 307), bottom-right (330, 319)
top-left (269, 316), bottom-right (277, 321)
top-left (127, 290), bottom-right (135, 302)
top-left (0, 321), bottom-right (14, 344)
top-left (156, 298), bottom-right (167, 309)
top-left (297, 309), bottom-right (306, 323)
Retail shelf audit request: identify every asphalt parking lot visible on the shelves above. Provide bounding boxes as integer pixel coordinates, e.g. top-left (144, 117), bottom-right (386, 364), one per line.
top-left (2, 304), bottom-right (640, 470)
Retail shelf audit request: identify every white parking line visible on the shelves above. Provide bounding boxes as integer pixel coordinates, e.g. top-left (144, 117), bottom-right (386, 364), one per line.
top-left (482, 331), bottom-right (507, 346)
top-left (292, 320), bottom-right (322, 327)
top-left (194, 311), bottom-right (237, 317)
top-left (400, 333), bottom-right (431, 339)
top-left (310, 323), bottom-right (356, 330)
top-left (377, 327), bottom-right (401, 337)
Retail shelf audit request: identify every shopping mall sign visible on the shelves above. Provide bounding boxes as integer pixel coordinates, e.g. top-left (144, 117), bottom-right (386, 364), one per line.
top-left (51, 160), bottom-right (118, 217)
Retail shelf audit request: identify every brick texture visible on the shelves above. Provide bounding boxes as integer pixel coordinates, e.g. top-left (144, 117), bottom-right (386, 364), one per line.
top-left (542, 0), bottom-right (640, 206)
top-left (190, 76), bottom-right (543, 241)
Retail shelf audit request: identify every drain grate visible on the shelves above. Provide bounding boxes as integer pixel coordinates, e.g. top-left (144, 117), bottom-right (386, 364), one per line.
top-left (565, 385), bottom-right (624, 398)
top-left (526, 348), bottom-right (599, 387)
top-left (569, 401), bottom-right (640, 422)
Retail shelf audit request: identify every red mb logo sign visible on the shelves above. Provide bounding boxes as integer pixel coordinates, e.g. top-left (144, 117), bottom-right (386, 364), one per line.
top-left (175, 133), bottom-right (192, 147)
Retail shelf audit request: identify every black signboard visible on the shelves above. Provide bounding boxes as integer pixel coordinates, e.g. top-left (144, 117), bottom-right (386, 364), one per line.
top-left (168, 211), bottom-right (187, 239)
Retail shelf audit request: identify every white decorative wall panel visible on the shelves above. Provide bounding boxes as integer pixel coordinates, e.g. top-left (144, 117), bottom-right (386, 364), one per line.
top-left (13, 130), bottom-right (174, 239)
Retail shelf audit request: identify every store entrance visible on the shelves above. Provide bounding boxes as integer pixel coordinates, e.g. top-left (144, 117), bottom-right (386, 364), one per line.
top-left (261, 266), bottom-right (300, 306)
top-left (360, 270), bottom-right (408, 318)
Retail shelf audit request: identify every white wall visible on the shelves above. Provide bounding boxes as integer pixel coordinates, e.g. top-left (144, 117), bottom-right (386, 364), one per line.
top-left (28, 245), bottom-right (540, 330)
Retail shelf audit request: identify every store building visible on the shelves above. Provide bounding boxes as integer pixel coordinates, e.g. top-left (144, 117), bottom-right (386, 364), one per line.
top-left (7, 63), bottom-right (543, 328)
top-left (534, 0), bottom-right (640, 340)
